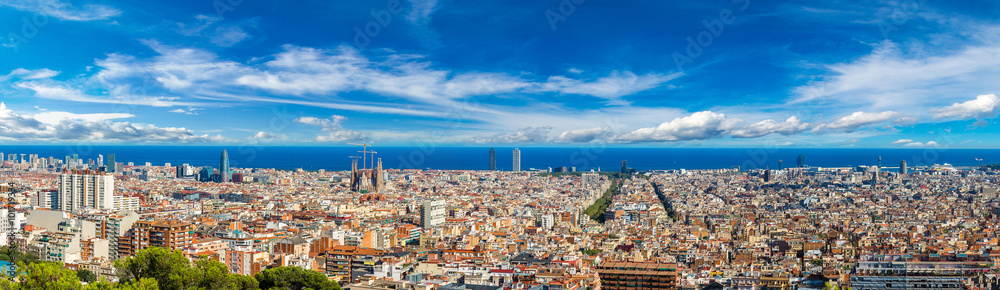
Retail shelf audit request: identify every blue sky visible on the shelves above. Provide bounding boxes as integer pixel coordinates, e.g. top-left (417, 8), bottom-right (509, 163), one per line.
top-left (1, 0), bottom-right (1000, 148)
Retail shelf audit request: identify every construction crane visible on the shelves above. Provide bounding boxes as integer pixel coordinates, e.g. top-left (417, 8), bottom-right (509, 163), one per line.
top-left (348, 143), bottom-right (371, 169)
top-left (367, 151), bottom-right (378, 170)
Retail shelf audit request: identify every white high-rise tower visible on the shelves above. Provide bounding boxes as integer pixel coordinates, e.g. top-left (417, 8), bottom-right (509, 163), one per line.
top-left (513, 148), bottom-right (521, 172)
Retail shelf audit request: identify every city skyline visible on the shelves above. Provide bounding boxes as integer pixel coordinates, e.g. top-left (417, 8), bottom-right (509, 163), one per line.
top-left (0, 1), bottom-right (999, 147)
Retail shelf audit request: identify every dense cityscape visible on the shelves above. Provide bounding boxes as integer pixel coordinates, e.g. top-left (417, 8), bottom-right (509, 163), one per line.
top-left (0, 145), bottom-right (999, 289)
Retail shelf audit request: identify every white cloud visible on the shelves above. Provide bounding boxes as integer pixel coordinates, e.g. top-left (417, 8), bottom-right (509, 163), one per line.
top-left (891, 139), bottom-right (913, 144)
top-left (251, 131), bottom-right (287, 141)
top-left (15, 82), bottom-right (198, 107)
top-left (616, 111), bottom-right (740, 142)
top-left (0, 102), bottom-right (227, 142)
top-left (1, 68), bottom-right (60, 81)
top-left (294, 115), bottom-right (368, 142)
top-left (209, 26), bottom-right (250, 47)
top-left (791, 36), bottom-right (1000, 115)
top-left (0, 0), bottom-right (120, 21)
top-left (731, 116), bottom-right (809, 138)
top-left (903, 141), bottom-right (940, 147)
top-left (406, 0), bottom-right (439, 24)
top-left (468, 126), bottom-right (553, 143)
top-left (537, 71), bottom-right (682, 103)
top-left (813, 111), bottom-right (906, 133)
top-left (177, 15), bottom-right (251, 47)
top-left (554, 127), bottom-right (613, 143)
top-left (932, 94), bottom-right (1000, 119)
top-left (169, 108), bottom-right (202, 115)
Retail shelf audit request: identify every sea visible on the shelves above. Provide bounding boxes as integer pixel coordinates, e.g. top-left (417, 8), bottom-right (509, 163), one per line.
top-left (0, 145), bottom-right (996, 172)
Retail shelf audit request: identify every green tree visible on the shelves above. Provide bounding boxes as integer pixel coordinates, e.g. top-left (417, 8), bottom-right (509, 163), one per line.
top-left (255, 266), bottom-right (340, 290)
top-left (77, 269), bottom-right (97, 283)
top-left (0, 244), bottom-right (39, 265)
top-left (191, 259), bottom-right (259, 290)
top-left (114, 247), bottom-right (198, 290)
top-left (11, 261), bottom-right (84, 290)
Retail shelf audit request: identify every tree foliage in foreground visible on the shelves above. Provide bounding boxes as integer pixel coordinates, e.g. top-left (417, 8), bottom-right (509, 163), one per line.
top-left (0, 246), bottom-right (338, 290)
top-left (255, 266), bottom-right (341, 290)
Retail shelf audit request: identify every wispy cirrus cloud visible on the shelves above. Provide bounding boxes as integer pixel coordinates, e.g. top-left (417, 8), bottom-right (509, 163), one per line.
top-left (0, 0), bottom-right (120, 21)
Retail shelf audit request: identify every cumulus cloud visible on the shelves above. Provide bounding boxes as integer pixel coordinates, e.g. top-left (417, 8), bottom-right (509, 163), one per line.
top-left (294, 115), bottom-right (368, 142)
top-left (731, 116), bottom-right (809, 138)
top-left (251, 131), bottom-right (287, 141)
top-left (891, 139), bottom-right (913, 144)
top-left (0, 103), bottom-right (227, 142)
top-left (932, 94), bottom-right (1000, 119)
top-left (0, 0), bottom-right (120, 21)
top-left (468, 126), bottom-right (553, 143)
top-left (616, 111), bottom-right (739, 142)
top-left (554, 127), bottom-right (613, 143)
top-left (813, 111), bottom-right (906, 133)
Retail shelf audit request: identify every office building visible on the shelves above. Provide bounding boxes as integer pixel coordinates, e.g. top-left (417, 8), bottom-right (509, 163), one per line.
top-left (107, 154), bottom-right (116, 173)
top-left (220, 149), bottom-right (230, 183)
top-left (488, 148), bottom-right (496, 171)
top-left (764, 169), bottom-right (771, 182)
top-left (512, 148), bottom-right (521, 172)
top-left (900, 160), bottom-right (908, 174)
top-left (58, 170), bottom-right (115, 212)
top-left (421, 200), bottom-right (446, 229)
top-left (797, 154), bottom-right (806, 168)
top-left (621, 160), bottom-right (627, 173)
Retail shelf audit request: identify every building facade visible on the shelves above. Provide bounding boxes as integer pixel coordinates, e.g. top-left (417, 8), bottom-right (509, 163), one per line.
top-left (58, 171), bottom-right (115, 212)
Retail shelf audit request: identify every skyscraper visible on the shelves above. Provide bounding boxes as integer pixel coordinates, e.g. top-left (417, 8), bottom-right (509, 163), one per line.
top-left (107, 154), bottom-right (116, 172)
top-left (796, 154), bottom-right (806, 168)
top-left (220, 149), bottom-right (230, 183)
top-left (488, 148), bottom-right (496, 171)
top-left (621, 160), bottom-right (628, 173)
top-left (778, 160), bottom-right (783, 170)
top-left (878, 156), bottom-right (882, 168)
top-left (900, 160), bottom-right (907, 175)
top-left (512, 148), bottom-right (521, 172)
